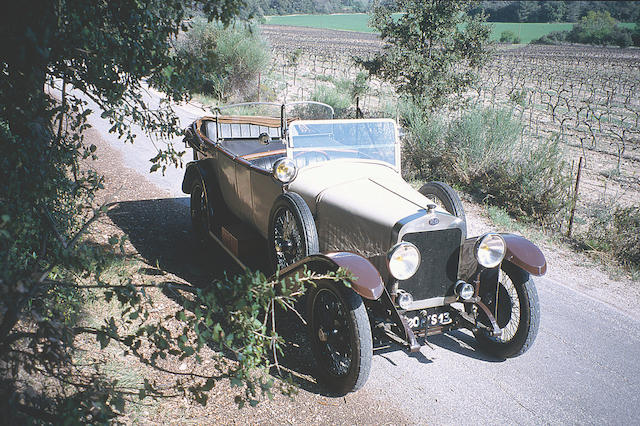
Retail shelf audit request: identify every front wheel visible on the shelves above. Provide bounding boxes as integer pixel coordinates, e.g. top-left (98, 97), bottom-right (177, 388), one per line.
top-left (307, 280), bottom-right (372, 394)
top-left (473, 262), bottom-right (540, 358)
top-left (268, 192), bottom-right (319, 272)
top-left (418, 181), bottom-right (467, 240)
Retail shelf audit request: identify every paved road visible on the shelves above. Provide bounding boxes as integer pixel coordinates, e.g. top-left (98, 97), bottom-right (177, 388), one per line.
top-left (81, 90), bottom-right (640, 425)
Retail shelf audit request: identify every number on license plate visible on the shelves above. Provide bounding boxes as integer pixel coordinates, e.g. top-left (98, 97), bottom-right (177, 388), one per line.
top-left (405, 311), bottom-right (453, 329)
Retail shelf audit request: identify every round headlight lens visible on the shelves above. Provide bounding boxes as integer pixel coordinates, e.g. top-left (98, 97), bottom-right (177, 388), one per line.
top-left (455, 280), bottom-right (475, 301)
top-left (387, 242), bottom-right (421, 280)
top-left (397, 290), bottom-right (414, 310)
top-left (475, 233), bottom-right (506, 268)
top-left (273, 158), bottom-right (297, 183)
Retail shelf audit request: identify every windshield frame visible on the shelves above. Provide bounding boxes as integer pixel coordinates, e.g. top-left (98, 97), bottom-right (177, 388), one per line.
top-left (286, 118), bottom-right (401, 173)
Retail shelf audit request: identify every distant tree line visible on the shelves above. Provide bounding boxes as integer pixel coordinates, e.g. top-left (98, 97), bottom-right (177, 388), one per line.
top-left (253, 1), bottom-right (639, 22)
top-left (469, 1), bottom-right (640, 23)
top-left (245, 0), bottom-right (370, 16)
top-left (532, 10), bottom-right (640, 47)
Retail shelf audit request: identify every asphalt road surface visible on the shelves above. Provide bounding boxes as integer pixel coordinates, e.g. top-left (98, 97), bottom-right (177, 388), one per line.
top-left (80, 89), bottom-right (640, 425)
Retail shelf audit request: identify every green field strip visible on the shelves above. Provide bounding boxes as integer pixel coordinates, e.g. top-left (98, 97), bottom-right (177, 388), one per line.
top-left (265, 14), bottom-right (636, 44)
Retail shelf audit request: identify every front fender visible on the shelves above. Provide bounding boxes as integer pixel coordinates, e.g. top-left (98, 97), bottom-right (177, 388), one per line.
top-left (275, 252), bottom-right (384, 300)
top-left (459, 233), bottom-right (547, 278)
top-left (502, 234), bottom-right (547, 276)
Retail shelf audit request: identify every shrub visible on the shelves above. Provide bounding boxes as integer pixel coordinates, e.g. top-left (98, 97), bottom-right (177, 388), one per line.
top-left (445, 107), bottom-right (523, 183)
top-left (175, 19), bottom-right (270, 101)
top-left (611, 28), bottom-right (633, 48)
top-left (581, 204), bottom-right (640, 269)
top-left (509, 89), bottom-right (527, 107)
top-left (311, 85), bottom-right (352, 118)
top-left (500, 30), bottom-right (521, 44)
top-left (482, 137), bottom-right (570, 224)
top-left (633, 18), bottom-right (640, 46)
top-left (401, 103), bottom-right (571, 226)
top-left (565, 10), bottom-right (634, 47)
top-left (531, 30), bottom-right (568, 45)
top-left (568, 11), bottom-right (617, 45)
top-left (612, 206), bottom-right (640, 267)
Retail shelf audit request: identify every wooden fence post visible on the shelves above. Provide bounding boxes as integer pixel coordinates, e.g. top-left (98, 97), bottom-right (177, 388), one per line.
top-left (567, 156), bottom-right (583, 238)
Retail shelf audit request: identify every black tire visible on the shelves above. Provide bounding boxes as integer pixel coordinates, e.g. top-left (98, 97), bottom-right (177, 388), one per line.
top-left (190, 177), bottom-right (226, 241)
top-left (268, 192), bottom-right (319, 271)
top-left (307, 280), bottom-right (372, 394)
top-left (473, 261), bottom-right (540, 358)
top-left (418, 181), bottom-right (467, 239)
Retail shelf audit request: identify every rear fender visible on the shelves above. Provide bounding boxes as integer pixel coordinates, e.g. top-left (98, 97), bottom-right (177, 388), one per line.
top-left (460, 233), bottom-right (547, 277)
top-left (182, 162), bottom-right (201, 194)
top-left (182, 159), bottom-right (219, 195)
top-left (275, 252), bottom-right (384, 300)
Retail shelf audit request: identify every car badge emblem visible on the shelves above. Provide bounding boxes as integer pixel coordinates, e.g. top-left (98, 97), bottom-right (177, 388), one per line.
top-left (429, 217), bottom-right (439, 226)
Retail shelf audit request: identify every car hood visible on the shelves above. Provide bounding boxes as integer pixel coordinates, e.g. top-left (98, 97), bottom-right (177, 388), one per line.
top-left (288, 160), bottom-right (434, 257)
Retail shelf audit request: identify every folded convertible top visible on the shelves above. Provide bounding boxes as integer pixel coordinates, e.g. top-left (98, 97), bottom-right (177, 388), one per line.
top-left (205, 115), bottom-right (298, 128)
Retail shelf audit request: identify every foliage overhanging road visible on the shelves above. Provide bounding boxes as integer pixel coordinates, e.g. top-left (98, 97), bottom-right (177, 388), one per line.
top-left (82, 88), bottom-right (640, 425)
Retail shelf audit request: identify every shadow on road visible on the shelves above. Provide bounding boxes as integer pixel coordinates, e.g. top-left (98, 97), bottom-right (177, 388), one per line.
top-left (106, 197), bottom-right (330, 392)
top-left (428, 330), bottom-right (503, 363)
top-left (107, 197), bottom-right (243, 286)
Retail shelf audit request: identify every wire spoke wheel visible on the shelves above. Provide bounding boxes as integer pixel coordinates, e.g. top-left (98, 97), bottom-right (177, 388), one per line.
top-left (489, 270), bottom-right (521, 343)
top-left (273, 208), bottom-right (304, 269)
top-left (190, 180), bottom-right (210, 241)
top-left (268, 192), bottom-right (319, 273)
top-left (313, 288), bottom-right (353, 376)
top-left (307, 281), bottom-right (372, 394)
top-left (472, 262), bottom-right (540, 358)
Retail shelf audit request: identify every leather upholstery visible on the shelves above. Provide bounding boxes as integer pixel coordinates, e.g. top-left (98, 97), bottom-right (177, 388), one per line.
top-left (249, 153), bottom-right (285, 171)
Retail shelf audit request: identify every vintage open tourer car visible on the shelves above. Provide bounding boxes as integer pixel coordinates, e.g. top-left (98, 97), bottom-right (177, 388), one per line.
top-left (181, 102), bottom-right (547, 393)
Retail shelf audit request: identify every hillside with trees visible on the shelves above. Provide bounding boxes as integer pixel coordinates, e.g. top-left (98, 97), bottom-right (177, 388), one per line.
top-left (469, 1), bottom-right (639, 23)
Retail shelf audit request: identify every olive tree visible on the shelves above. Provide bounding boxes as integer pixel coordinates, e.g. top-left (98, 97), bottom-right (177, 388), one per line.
top-left (361, 0), bottom-right (492, 112)
top-left (0, 1), bottom-right (337, 422)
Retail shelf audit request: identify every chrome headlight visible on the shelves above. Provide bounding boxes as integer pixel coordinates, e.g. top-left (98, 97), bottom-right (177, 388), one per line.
top-left (273, 158), bottom-right (297, 183)
top-left (387, 242), bottom-right (421, 280)
top-left (475, 233), bottom-right (506, 268)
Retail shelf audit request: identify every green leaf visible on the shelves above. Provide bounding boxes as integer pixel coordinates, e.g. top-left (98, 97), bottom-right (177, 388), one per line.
top-left (97, 331), bottom-right (110, 349)
top-left (111, 395), bottom-right (125, 412)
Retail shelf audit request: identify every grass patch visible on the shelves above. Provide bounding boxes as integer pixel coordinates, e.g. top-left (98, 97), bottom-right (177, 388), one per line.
top-left (487, 205), bottom-right (520, 232)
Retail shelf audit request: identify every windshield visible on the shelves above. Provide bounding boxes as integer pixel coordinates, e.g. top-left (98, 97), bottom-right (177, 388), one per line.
top-left (287, 119), bottom-right (398, 169)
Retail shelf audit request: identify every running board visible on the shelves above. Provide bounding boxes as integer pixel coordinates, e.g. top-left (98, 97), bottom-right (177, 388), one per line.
top-left (208, 230), bottom-right (249, 271)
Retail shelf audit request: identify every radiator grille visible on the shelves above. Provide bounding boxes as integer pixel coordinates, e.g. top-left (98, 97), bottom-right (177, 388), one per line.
top-left (399, 229), bottom-right (461, 300)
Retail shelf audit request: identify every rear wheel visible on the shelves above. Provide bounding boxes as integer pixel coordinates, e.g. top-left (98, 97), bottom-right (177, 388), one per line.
top-left (190, 178), bottom-right (227, 241)
top-left (268, 192), bottom-right (319, 271)
top-left (190, 179), bottom-right (210, 243)
top-left (418, 181), bottom-right (466, 239)
top-left (307, 280), bottom-right (372, 394)
top-left (473, 262), bottom-right (540, 358)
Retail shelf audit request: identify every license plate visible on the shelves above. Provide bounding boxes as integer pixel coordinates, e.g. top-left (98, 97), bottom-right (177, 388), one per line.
top-left (405, 308), bottom-right (453, 329)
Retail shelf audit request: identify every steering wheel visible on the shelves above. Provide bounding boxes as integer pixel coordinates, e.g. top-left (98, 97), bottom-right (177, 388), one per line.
top-left (293, 150), bottom-right (331, 167)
